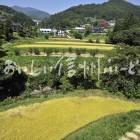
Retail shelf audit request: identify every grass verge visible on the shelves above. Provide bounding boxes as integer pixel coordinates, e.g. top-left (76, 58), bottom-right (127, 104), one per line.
top-left (64, 110), bottom-right (140, 140)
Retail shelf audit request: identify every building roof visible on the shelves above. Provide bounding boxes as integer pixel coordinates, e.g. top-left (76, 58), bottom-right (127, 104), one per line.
top-left (75, 27), bottom-right (85, 30)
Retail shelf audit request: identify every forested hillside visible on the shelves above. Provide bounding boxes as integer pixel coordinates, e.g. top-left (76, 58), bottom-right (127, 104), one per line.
top-left (0, 5), bottom-right (34, 26)
top-left (41, 0), bottom-right (140, 28)
top-left (12, 6), bottom-right (50, 20)
top-left (0, 5), bottom-right (38, 43)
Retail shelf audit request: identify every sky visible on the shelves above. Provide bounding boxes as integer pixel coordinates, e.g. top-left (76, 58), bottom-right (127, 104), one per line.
top-left (0, 0), bottom-right (140, 14)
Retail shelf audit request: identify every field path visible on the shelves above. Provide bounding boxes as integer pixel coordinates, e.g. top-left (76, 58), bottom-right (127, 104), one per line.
top-left (0, 96), bottom-right (140, 140)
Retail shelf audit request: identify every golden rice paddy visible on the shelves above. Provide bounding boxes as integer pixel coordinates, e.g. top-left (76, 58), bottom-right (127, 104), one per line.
top-left (15, 40), bottom-right (114, 50)
top-left (16, 44), bottom-right (113, 50)
top-left (0, 96), bottom-right (140, 140)
top-left (36, 41), bottom-right (112, 46)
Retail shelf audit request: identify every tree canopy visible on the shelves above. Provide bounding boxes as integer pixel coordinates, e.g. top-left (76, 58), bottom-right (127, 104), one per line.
top-left (41, 0), bottom-right (140, 28)
top-left (108, 14), bottom-right (140, 46)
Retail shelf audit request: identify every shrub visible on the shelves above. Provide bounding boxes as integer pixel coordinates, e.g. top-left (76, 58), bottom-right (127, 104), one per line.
top-left (134, 85), bottom-right (140, 98)
top-left (43, 48), bottom-right (46, 54)
top-left (33, 48), bottom-right (40, 55)
top-left (96, 38), bottom-right (100, 43)
top-left (53, 48), bottom-right (59, 53)
top-left (59, 76), bottom-right (74, 93)
top-left (69, 69), bottom-right (97, 89)
top-left (45, 48), bottom-right (52, 56)
top-left (80, 48), bottom-right (86, 54)
top-left (68, 47), bottom-right (73, 53)
top-left (105, 38), bottom-right (110, 44)
top-left (75, 49), bottom-right (81, 56)
top-left (28, 48), bottom-right (33, 54)
top-left (88, 39), bottom-right (93, 43)
top-left (89, 50), bottom-right (96, 57)
top-left (89, 50), bottom-right (97, 57)
top-left (62, 48), bottom-right (67, 54)
top-left (27, 74), bottom-right (49, 91)
top-left (101, 73), bottom-right (140, 99)
top-left (14, 48), bottom-right (20, 56)
top-left (44, 34), bottom-right (49, 40)
top-left (73, 32), bottom-right (83, 39)
top-left (0, 60), bottom-right (28, 101)
top-left (84, 26), bottom-right (92, 37)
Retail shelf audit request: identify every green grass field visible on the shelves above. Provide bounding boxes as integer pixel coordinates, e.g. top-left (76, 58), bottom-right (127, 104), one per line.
top-left (0, 90), bottom-right (140, 140)
top-left (4, 56), bottom-right (97, 68)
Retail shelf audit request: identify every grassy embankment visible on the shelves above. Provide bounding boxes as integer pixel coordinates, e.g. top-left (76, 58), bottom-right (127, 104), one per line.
top-left (64, 110), bottom-right (140, 140)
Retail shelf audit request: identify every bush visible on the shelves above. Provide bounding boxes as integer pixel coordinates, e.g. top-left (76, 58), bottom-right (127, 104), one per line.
top-left (28, 48), bottom-right (33, 54)
top-left (44, 34), bottom-right (49, 40)
top-left (59, 76), bottom-right (74, 93)
top-left (53, 48), bottom-right (59, 53)
top-left (80, 48), bottom-right (86, 54)
top-left (101, 73), bottom-right (140, 99)
top-left (75, 49), bottom-right (81, 56)
top-left (96, 38), bottom-right (100, 43)
top-left (68, 47), bottom-right (73, 53)
top-left (33, 48), bottom-right (40, 55)
top-left (73, 32), bottom-right (83, 39)
top-left (62, 48), bottom-right (67, 54)
top-left (14, 48), bottom-right (20, 56)
top-left (44, 48), bottom-right (52, 56)
top-left (88, 39), bottom-right (93, 43)
top-left (89, 50), bottom-right (98, 57)
top-left (69, 69), bottom-right (97, 89)
top-left (27, 74), bottom-right (49, 91)
top-left (84, 26), bottom-right (92, 37)
top-left (0, 60), bottom-right (28, 101)
top-left (105, 38), bottom-right (110, 44)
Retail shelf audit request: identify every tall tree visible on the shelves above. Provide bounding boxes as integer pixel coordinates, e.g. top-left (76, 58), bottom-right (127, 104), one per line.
top-left (109, 14), bottom-right (140, 45)
top-left (4, 20), bottom-right (13, 41)
top-left (0, 31), bottom-right (27, 101)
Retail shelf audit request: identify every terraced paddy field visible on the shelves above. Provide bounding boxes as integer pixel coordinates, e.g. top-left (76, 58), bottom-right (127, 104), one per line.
top-left (0, 93), bottom-right (140, 140)
top-left (36, 42), bottom-right (110, 46)
top-left (15, 39), bottom-right (114, 50)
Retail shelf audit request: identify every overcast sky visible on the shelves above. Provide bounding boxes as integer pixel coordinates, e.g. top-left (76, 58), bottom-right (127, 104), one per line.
top-left (0, 0), bottom-right (140, 14)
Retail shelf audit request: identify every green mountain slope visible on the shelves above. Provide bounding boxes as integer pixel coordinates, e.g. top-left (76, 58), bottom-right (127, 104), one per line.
top-left (0, 5), bottom-right (34, 26)
top-left (41, 0), bottom-right (140, 28)
top-left (12, 6), bottom-right (50, 20)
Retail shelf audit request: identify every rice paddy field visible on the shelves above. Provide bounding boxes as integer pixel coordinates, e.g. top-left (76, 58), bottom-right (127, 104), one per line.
top-left (0, 92), bottom-right (140, 140)
top-left (3, 38), bottom-right (137, 140)
top-left (15, 39), bottom-right (114, 51)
